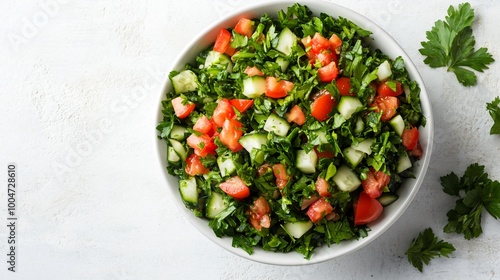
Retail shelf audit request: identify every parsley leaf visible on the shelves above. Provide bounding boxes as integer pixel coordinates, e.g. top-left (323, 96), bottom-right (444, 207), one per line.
top-left (486, 96), bottom-right (500, 134)
top-left (419, 3), bottom-right (494, 86)
top-left (440, 163), bottom-right (500, 239)
top-left (406, 228), bottom-right (455, 272)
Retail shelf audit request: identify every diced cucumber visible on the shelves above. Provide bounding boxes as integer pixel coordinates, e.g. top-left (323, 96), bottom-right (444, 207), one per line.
top-left (239, 133), bottom-right (269, 153)
top-left (242, 76), bottom-right (266, 98)
top-left (377, 193), bottom-right (399, 206)
top-left (170, 125), bottom-right (188, 141)
top-left (167, 146), bottom-right (180, 163)
top-left (332, 165), bottom-right (361, 192)
top-left (264, 113), bottom-right (290, 137)
top-left (377, 60), bottom-right (392, 81)
top-left (168, 139), bottom-right (187, 161)
top-left (352, 139), bottom-right (374, 155)
top-left (204, 50), bottom-right (233, 73)
top-left (179, 177), bottom-right (198, 205)
top-left (354, 117), bottom-right (365, 135)
top-left (283, 221), bottom-right (313, 239)
top-left (343, 147), bottom-right (364, 168)
top-left (275, 27), bottom-right (297, 56)
top-left (217, 153), bottom-right (236, 177)
top-left (312, 129), bottom-right (329, 144)
top-left (276, 57), bottom-right (290, 71)
top-left (389, 115), bottom-right (405, 136)
top-left (171, 70), bottom-right (198, 94)
top-left (296, 149), bottom-right (318, 174)
top-left (397, 152), bottom-right (412, 173)
top-left (206, 192), bottom-right (227, 219)
top-left (338, 96), bottom-right (363, 120)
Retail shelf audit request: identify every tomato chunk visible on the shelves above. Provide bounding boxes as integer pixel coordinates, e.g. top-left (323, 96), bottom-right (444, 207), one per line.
top-left (329, 33), bottom-right (342, 50)
top-left (186, 133), bottom-right (217, 157)
top-left (362, 168), bottom-right (390, 199)
top-left (213, 28), bottom-right (231, 53)
top-left (248, 196), bottom-right (271, 231)
top-left (171, 97), bottom-right (196, 119)
top-left (219, 176), bottom-right (250, 200)
top-left (244, 66), bottom-right (264, 77)
top-left (306, 198), bottom-right (333, 223)
top-left (354, 192), bottom-right (383, 226)
top-left (265, 77), bottom-right (294, 99)
top-left (318, 61), bottom-right (338, 83)
top-left (185, 154), bottom-right (209, 176)
top-left (377, 81), bottom-right (403, 97)
top-left (272, 163), bottom-right (289, 189)
top-left (234, 18), bottom-right (254, 37)
top-left (402, 127), bottom-right (420, 151)
top-left (229, 99), bottom-right (254, 113)
top-left (311, 90), bottom-right (335, 121)
top-left (336, 77), bottom-right (354, 96)
top-left (315, 177), bottom-right (331, 197)
top-left (212, 99), bottom-right (235, 127)
top-left (219, 119), bottom-right (244, 152)
top-left (286, 105), bottom-right (306, 126)
top-left (372, 95), bottom-right (399, 121)
top-left (193, 115), bottom-right (212, 134)
top-left (411, 143), bottom-right (423, 159)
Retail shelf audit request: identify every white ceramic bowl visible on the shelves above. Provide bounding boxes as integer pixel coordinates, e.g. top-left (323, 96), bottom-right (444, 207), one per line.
top-left (155, 0), bottom-right (433, 265)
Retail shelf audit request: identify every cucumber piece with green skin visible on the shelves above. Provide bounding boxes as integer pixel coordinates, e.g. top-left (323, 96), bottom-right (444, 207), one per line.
top-left (338, 96), bottom-right (363, 120)
top-left (283, 221), bottom-right (313, 239)
top-left (217, 153), bottom-right (236, 177)
top-left (275, 27), bottom-right (297, 56)
top-left (206, 192), bottom-right (227, 219)
top-left (170, 125), bottom-right (188, 141)
top-left (389, 115), bottom-right (405, 136)
top-left (171, 70), bottom-right (198, 94)
top-left (352, 139), bottom-right (374, 155)
top-left (167, 146), bottom-right (180, 163)
top-left (397, 152), bottom-right (412, 173)
top-left (377, 193), bottom-right (398, 206)
top-left (354, 117), bottom-right (365, 135)
top-left (168, 139), bottom-right (187, 161)
top-left (276, 57), bottom-right (290, 71)
top-left (264, 113), bottom-right (290, 137)
top-left (377, 60), bottom-right (392, 81)
top-left (343, 147), bottom-right (365, 168)
top-left (204, 51), bottom-right (233, 73)
top-left (332, 165), bottom-right (361, 192)
top-left (239, 133), bottom-right (269, 153)
top-left (242, 76), bottom-right (266, 98)
top-left (179, 177), bottom-right (198, 205)
top-left (296, 149), bottom-right (318, 174)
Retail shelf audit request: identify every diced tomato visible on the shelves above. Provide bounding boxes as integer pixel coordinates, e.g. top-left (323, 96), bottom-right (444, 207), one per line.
top-left (377, 81), bottom-right (403, 97)
top-left (311, 90), bottom-right (335, 121)
top-left (402, 127), bottom-right (419, 151)
top-left (186, 133), bottom-right (217, 157)
top-left (219, 176), bottom-right (250, 200)
top-left (315, 177), bottom-right (331, 197)
top-left (410, 143), bottom-right (423, 159)
top-left (314, 147), bottom-right (335, 159)
top-left (272, 163), bottom-right (289, 189)
top-left (303, 33), bottom-right (339, 67)
top-left (265, 77), bottom-right (294, 99)
top-left (234, 18), bottom-right (254, 38)
top-left (219, 119), bottom-right (244, 152)
top-left (314, 50), bottom-right (334, 67)
top-left (285, 105), bottom-right (306, 126)
top-left (301, 195), bottom-right (319, 210)
top-left (193, 115), bottom-right (212, 134)
top-left (372, 95), bottom-right (399, 121)
top-left (362, 168), bottom-right (391, 199)
top-left (171, 97), bottom-right (196, 119)
top-left (329, 33), bottom-right (342, 50)
top-left (244, 66), bottom-right (264, 77)
top-left (225, 45), bottom-right (236, 56)
top-left (336, 77), bottom-right (354, 96)
top-left (212, 99), bottom-right (235, 127)
top-left (248, 196), bottom-right (271, 231)
top-left (213, 28), bottom-right (231, 53)
top-left (354, 191), bottom-right (383, 226)
top-left (310, 33), bottom-right (331, 53)
top-left (185, 154), bottom-right (209, 176)
top-left (229, 99), bottom-right (254, 113)
top-left (306, 198), bottom-right (333, 223)
top-left (318, 61), bottom-right (339, 82)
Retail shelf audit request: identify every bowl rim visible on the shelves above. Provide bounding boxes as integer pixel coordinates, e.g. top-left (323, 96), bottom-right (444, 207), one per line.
top-left (154, 0), bottom-right (434, 266)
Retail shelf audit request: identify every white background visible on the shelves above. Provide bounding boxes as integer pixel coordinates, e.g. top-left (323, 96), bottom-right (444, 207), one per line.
top-left (1, 0), bottom-right (500, 279)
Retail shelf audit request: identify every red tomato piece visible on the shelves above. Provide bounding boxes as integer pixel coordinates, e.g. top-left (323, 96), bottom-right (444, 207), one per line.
top-left (265, 77), bottom-right (294, 99)
top-left (314, 50), bottom-right (334, 67)
top-left (402, 127), bottom-right (420, 151)
top-left (306, 198), bottom-right (333, 223)
top-left (372, 95), bottom-right (399, 121)
top-left (193, 115), bottom-right (212, 134)
top-left (272, 163), bottom-right (289, 189)
top-left (224, 45), bottom-right (236, 56)
top-left (311, 90), bottom-right (335, 121)
top-left (244, 66), bottom-right (265, 77)
top-left (354, 192), bottom-right (383, 226)
top-left (234, 18), bottom-right (254, 37)
top-left (186, 133), bottom-right (217, 157)
top-left (377, 81), bottom-right (403, 97)
top-left (315, 177), bottom-right (331, 197)
top-left (171, 97), bottom-right (196, 119)
top-left (285, 105), bottom-right (306, 126)
top-left (329, 33), bottom-right (342, 50)
top-left (410, 143), bottom-right (423, 159)
top-left (362, 168), bottom-right (390, 199)
top-left (336, 77), bottom-right (355, 96)
top-left (310, 33), bottom-right (331, 53)
top-left (213, 28), bottom-right (231, 53)
top-left (248, 196), bottom-right (271, 231)
top-left (318, 61), bottom-right (339, 82)
top-left (219, 176), bottom-right (250, 200)
top-left (314, 147), bottom-right (335, 159)
top-left (229, 99), bottom-right (254, 113)
top-left (219, 119), bottom-right (244, 152)
top-left (212, 99), bottom-right (235, 127)
top-left (185, 154), bottom-right (209, 176)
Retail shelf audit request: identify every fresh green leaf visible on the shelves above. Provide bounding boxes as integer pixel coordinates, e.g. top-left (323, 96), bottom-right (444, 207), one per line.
top-left (406, 228), bottom-right (455, 272)
top-left (486, 96), bottom-right (500, 134)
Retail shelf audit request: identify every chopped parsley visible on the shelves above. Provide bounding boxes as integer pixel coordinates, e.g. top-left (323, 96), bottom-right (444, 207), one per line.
top-left (406, 228), bottom-right (455, 272)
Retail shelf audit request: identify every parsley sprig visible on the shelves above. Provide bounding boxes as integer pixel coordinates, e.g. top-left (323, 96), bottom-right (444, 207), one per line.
top-left (440, 163), bottom-right (500, 239)
top-left (405, 228), bottom-right (456, 272)
top-left (486, 96), bottom-right (500, 135)
top-left (419, 3), bottom-right (494, 86)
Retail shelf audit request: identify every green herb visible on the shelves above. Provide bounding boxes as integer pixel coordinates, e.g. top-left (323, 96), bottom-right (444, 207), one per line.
top-left (406, 228), bottom-right (455, 272)
top-left (440, 163), bottom-right (500, 239)
top-left (419, 3), bottom-right (494, 86)
top-left (486, 96), bottom-right (500, 134)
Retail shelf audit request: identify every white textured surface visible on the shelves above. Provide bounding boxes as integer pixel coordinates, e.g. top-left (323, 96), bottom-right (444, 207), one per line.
top-left (1, 0), bottom-right (499, 279)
